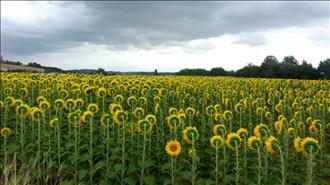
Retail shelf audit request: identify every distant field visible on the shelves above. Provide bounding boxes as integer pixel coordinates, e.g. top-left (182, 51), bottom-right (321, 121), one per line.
top-left (0, 63), bottom-right (45, 73)
top-left (1, 73), bottom-right (329, 185)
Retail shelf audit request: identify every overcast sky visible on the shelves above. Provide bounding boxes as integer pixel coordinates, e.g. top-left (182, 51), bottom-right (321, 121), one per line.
top-left (1, 1), bottom-right (329, 72)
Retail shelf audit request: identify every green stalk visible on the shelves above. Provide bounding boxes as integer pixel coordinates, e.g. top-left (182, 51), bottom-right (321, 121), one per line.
top-left (278, 146), bottom-right (286, 185)
top-left (235, 142), bottom-right (239, 185)
top-left (140, 128), bottom-right (147, 185)
top-left (306, 149), bottom-right (314, 185)
top-left (171, 156), bottom-right (174, 185)
top-left (215, 147), bottom-right (219, 185)
top-left (257, 146), bottom-right (262, 185)
top-left (121, 118), bottom-right (126, 185)
top-left (191, 139), bottom-right (196, 185)
top-left (89, 117), bottom-right (94, 184)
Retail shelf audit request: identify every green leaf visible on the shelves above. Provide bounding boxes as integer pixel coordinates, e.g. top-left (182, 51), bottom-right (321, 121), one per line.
top-left (79, 153), bottom-right (90, 162)
top-left (161, 163), bottom-right (171, 172)
top-left (179, 171), bottom-right (192, 180)
top-left (61, 180), bottom-right (74, 185)
top-left (89, 161), bottom-right (105, 175)
top-left (114, 163), bottom-right (124, 172)
top-left (79, 169), bottom-right (88, 180)
top-left (143, 175), bottom-right (155, 185)
top-left (124, 176), bottom-right (138, 185)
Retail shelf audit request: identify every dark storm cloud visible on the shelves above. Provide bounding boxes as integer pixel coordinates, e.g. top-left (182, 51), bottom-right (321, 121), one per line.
top-left (1, 1), bottom-right (329, 55)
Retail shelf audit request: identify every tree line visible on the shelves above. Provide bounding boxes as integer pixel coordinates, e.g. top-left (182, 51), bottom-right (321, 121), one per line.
top-left (177, 56), bottom-right (330, 80)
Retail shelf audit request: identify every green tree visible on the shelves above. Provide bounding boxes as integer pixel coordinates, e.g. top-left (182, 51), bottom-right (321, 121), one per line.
top-left (209, 67), bottom-right (227, 76)
top-left (317, 58), bottom-right (330, 79)
top-left (260, 56), bottom-right (280, 78)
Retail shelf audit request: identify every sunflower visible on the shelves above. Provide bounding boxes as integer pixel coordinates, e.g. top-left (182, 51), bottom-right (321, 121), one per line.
top-left (82, 111), bottom-right (93, 123)
top-left (3, 87), bottom-right (13, 96)
top-left (54, 99), bottom-right (65, 109)
top-left (165, 140), bottom-right (182, 156)
top-left (31, 108), bottom-right (44, 121)
top-left (213, 124), bottom-right (226, 136)
top-left (185, 107), bottom-right (196, 118)
top-left (49, 118), bottom-right (59, 128)
top-left (138, 97), bottom-right (147, 106)
top-left (297, 122), bottom-right (305, 131)
top-left (109, 103), bottom-right (122, 115)
top-left (274, 120), bottom-right (283, 134)
top-left (1, 127), bottom-right (12, 137)
top-left (114, 95), bottom-right (124, 103)
top-left (65, 98), bottom-right (76, 110)
top-left (0, 101), bottom-right (4, 108)
top-left (145, 114), bottom-right (157, 125)
top-left (87, 103), bottom-right (99, 114)
top-left (287, 127), bottom-right (295, 136)
top-left (114, 110), bottom-right (128, 125)
top-left (226, 133), bottom-right (242, 150)
top-left (293, 137), bottom-right (303, 153)
top-left (75, 98), bottom-right (84, 108)
top-left (19, 87), bottom-right (29, 97)
top-left (234, 103), bottom-right (244, 113)
top-left (59, 89), bottom-right (69, 99)
top-left (206, 105), bottom-right (215, 116)
top-left (265, 111), bottom-right (272, 120)
top-left (222, 110), bottom-right (233, 121)
top-left (188, 148), bottom-right (196, 157)
top-left (183, 126), bottom-right (199, 144)
top-left (308, 125), bottom-right (318, 134)
top-left (127, 96), bottom-right (137, 107)
top-left (16, 104), bottom-right (29, 115)
top-left (300, 137), bottom-right (319, 156)
top-left (137, 119), bottom-right (153, 133)
top-left (247, 136), bottom-right (262, 151)
top-left (253, 124), bottom-right (269, 138)
top-left (210, 135), bottom-right (224, 149)
top-left (134, 107), bottom-right (145, 119)
top-left (166, 115), bottom-right (181, 129)
top-left (153, 103), bottom-right (160, 114)
top-left (168, 107), bottom-right (178, 115)
top-left (4, 96), bottom-right (15, 107)
top-left (101, 114), bottom-right (113, 128)
top-left (236, 128), bottom-right (248, 138)
top-left (68, 111), bottom-right (81, 125)
top-left (96, 87), bottom-right (107, 98)
top-left (266, 136), bottom-right (279, 154)
top-left (39, 101), bottom-right (51, 111)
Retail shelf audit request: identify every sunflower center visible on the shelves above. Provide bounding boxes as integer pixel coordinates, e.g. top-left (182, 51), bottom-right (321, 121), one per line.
top-left (170, 144), bottom-right (177, 152)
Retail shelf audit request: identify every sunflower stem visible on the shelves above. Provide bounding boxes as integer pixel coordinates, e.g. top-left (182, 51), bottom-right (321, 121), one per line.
top-left (257, 146), bottom-right (262, 185)
top-left (235, 142), bottom-right (239, 185)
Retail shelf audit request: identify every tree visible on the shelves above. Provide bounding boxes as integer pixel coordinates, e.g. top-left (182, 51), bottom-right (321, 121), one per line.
top-left (236, 63), bottom-right (261, 77)
top-left (318, 58), bottom-right (330, 79)
top-left (27, 62), bottom-right (42, 68)
top-left (209, 67), bottom-right (227, 76)
top-left (296, 60), bottom-right (318, 79)
top-left (154, 69), bottom-right (158, 76)
top-left (96, 68), bottom-right (107, 75)
top-left (260, 56), bottom-right (280, 78)
top-left (176, 68), bottom-right (209, 76)
top-left (280, 56), bottom-right (299, 78)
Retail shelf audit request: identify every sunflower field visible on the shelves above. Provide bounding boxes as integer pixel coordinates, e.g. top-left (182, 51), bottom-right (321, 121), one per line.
top-left (0, 73), bottom-right (329, 185)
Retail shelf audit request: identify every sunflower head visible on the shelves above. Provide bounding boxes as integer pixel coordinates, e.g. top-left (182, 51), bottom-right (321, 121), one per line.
top-left (82, 111), bottom-right (93, 123)
top-left (301, 137), bottom-right (319, 156)
top-left (49, 118), bottom-right (59, 128)
top-left (65, 98), bottom-right (76, 110)
top-left (114, 95), bottom-right (124, 103)
top-left (274, 120), bottom-right (284, 134)
top-left (138, 97), bottom-right (147, 106)
top-left (168, 107), bottom-right (178, 115)
top-left (293, 137), bottom-right (303, 153)
top-left (145, 114), bottom-right (157, 125)
top-left (236, 128), bottom-right (248, 138)
top-left (4, 96), bottom-right (15, 106)
top-left (226, 133), bottom-right (242, 150)
top-left (166, 115), bottom-right (181, 129)
top-left (287, 127), bottom-right (295, 137)
top-left (96, 87), bottom-right (107, 98)
top-left (222, 110), bottom-right (233, 121)
top-left (101, 114), bottom-right (113, 128)
top-left (3, 87), bottom-right (13, 96)
top-left (234, 103), bottom-right (244, 113)
top-left (114, 110), bottom-right (128, 125)
top-left (206, 105), bottom-right (215, 116)
top-left (210, 135), bottom-right (224, 149)
top-left (1, 127), bottom-right (12, 137)
top-left (109, 103), bottom-right (122, 115)
top-left (254, 124), bottom-right (269, 138)
top-left (19, 88), bottom-right (29, 97)
top-left (134, 107), bottom-right (145, 119)
top-left (39, 101), bottom-right (51, 111)
top-left (183, 126), bottom-right (199, 144)
top-left (127, 96), bottom-right (137, 107)
top-left (75, 98), bottom-right (84, 108)
top-left (266, 136), bottom-right (279, 154)
top-left (247, 136), bottom-right (262, 151)
top-left (54, 99), bottom-right (65, 109)
top-left (68, 111), bottom-right (81, 125)
top-left (87, 103), bottom-right (99, 114)
top-left (16, 104), bottom-right (29, 116)
top-left (137, 119), bottom-right (153, 133)
top-left (185, 107), bottom-right (196, 117)
top-left (213, 124), bottom-right (226, 136)
top-left (31, 108), bottom-right (44, 121)
top-left (165, 140), bottom-right (182, 157)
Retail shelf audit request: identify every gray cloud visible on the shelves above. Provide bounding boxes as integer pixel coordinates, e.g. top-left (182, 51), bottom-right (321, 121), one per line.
top-left (1, 1), bottom-right (329, 55)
